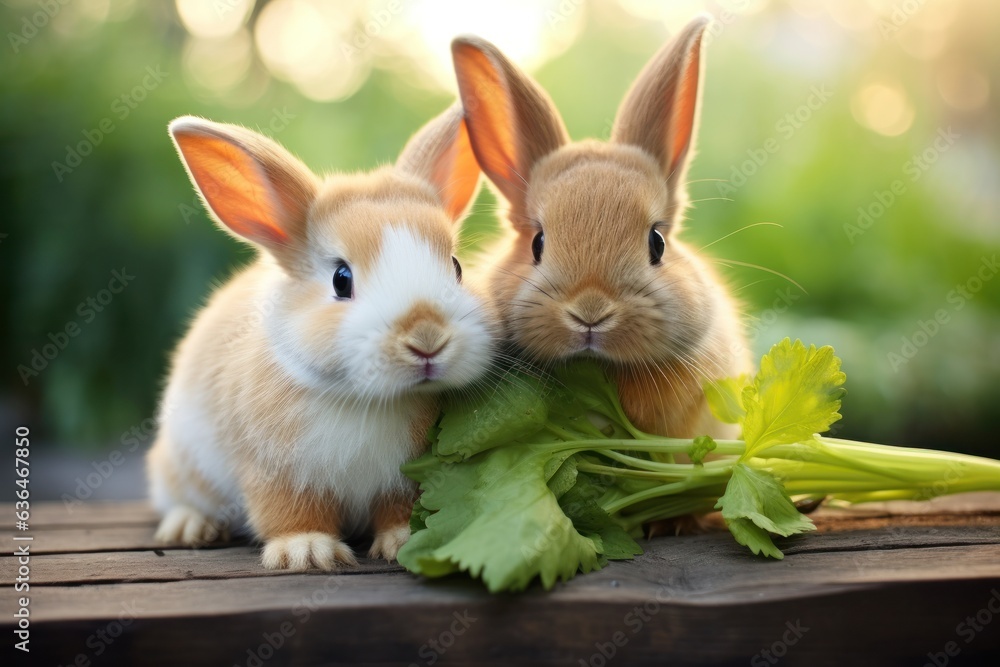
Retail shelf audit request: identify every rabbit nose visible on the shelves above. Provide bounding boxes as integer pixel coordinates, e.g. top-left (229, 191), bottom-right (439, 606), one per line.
top-left (566, 291), bottom-right (615, 330)
top-left (568, 311), bottom-right (612, 329)
top-left (407, 340), bottom-right (449, 360)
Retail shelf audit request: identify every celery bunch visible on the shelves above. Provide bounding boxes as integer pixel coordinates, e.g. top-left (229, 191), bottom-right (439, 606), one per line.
top-left (398, 339), bottom-right (1000, 592)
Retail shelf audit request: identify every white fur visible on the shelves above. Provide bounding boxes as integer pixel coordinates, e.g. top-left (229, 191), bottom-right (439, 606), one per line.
top-left (340, 226), bottom-right (493, 395)
top-left (151, 224), bottom-right (493, 539)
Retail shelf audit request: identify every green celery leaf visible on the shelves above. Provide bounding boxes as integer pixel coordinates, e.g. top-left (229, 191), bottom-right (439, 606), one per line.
top-left (550, 363), bottom-right (614, 412)
top-left (547, 456), bottom-right (579, 499)
top-left (742, 339), bottom-right (847, 458)
top-left (399, 445), bottom-right (603, 592)
top-left (690, 435), bottom-right (717, 465)
top-left (550, 362), bottom-right (635, 432)
top-left (704, 375), bottom-right (750, 425)
top-left (715, 463), bottom-right (815, 558)
top-left (725, 518), bottom-right (784, 559)
top-left (560, 475), bottom-right (643, 560)
top-left (409, 496), bottom-right (430, 532)
top-left (434, 370), bottom-right (549, 460)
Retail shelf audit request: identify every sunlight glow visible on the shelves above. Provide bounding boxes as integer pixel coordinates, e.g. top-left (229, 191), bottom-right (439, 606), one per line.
top-left (385, 0), bottom-right (586, 90)
top-left (182, 30), bottom-right (254, 94)
top-left (937, 62), bottom-right (990, 112)
top-left (254, 0), bottom-right (367, 101)
top-left (176, 0), bottom-right (254, 39)
top-left (851, 83), bottom-right (915, 137)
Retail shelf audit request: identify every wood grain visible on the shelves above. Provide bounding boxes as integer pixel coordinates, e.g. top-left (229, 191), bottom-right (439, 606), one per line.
top-left (11, 500), bottom-right (159, 528)
top-left (3, 497), bottom-right (999, 666)
top-left (2, 547), bottom-right (403, 585)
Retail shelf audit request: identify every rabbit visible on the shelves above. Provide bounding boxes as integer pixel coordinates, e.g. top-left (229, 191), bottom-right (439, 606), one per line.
top-left (450, 16), bottom-right (751, 445)
top-left (146, 104), bottom-right (494, 570)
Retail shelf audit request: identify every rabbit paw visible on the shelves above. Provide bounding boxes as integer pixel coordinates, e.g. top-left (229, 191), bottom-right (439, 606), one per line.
top-left (155, 506), bottom-right (225, 545)
top-left (368, 525), bottom-right (411, 562)
top-left (261, 532), bottom-right (356, 571)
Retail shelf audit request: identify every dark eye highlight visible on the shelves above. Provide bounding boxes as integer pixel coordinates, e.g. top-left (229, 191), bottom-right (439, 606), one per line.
top-left (333, 262), bottom-right (353, 299)
top-left (531, 231), bottom-right (544, 263)
top-left (649, 227), bottom-right (666, 265)
top-left (452, 256), bottom-right (462, 282)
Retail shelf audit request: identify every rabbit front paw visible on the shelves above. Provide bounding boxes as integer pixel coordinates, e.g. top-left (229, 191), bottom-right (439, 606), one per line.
top-left (155, 506), bottom-right (226, 545)
top-left (261, 532), bottom-right (357, 571)
top-left (368, 525), bottom-right (411, 562)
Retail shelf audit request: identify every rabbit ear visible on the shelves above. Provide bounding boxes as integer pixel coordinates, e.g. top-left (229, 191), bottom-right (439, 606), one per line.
top-left (168, 116), bottom-right (318, 268)
top-left (452, 36), bottom-right (568, 218)
top-left (612, 16), bottom-right (709, 189)
top-left (396, 104), bottom-right (481, 222)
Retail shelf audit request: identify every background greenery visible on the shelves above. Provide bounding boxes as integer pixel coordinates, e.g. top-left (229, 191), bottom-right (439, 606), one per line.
top-left (2, 0), bottom-right (997, 458)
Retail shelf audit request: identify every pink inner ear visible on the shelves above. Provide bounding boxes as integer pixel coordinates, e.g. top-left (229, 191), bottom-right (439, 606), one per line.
top-left (454, 44), bottom-right (521, 190)
top-left (433, 119), bottom-right (480, 221)
top-left (669, 45), bottom-right (702, 170)
top-left (174, 132), bottom-right (289, 245)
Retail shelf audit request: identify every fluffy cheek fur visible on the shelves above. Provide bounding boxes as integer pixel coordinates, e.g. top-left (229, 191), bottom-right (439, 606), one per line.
top-left (272, 226), bottom-right (494, 399)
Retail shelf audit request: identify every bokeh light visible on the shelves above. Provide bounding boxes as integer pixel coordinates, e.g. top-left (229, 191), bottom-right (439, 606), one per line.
top-left (175, 0), bottom-right (253, 39)
top-left (851, 82), bottom-right (915, 136)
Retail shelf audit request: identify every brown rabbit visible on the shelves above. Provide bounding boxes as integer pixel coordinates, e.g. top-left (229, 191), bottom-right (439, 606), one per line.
top-left (452, 16), bottom-right (750, 443)
top-left (147, 105), bottom-right (494, 569)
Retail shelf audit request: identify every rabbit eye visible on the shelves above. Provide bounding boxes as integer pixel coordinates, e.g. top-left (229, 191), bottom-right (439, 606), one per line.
top-left (452, 256), bottom-right (462, 283)
top-left (333, 262), bottom-right (353, 299)
top-left (649, 227), bottom-right (665, 265)
top-left (531, 231), bottom-right (544, 264)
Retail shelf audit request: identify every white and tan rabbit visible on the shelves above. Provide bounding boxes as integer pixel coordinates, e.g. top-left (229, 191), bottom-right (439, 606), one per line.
top-left (451, 16), bottom-right (750, 442)
top-left (147, 105), bottom-right (493, 569)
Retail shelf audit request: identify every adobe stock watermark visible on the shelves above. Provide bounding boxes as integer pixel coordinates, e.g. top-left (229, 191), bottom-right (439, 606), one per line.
top-left (52, 65), bottom-right (169, 182)
top-left (887, 254), bottom-right (997, 372)
top-left (597, 0), bottom-right (756, 140)
top-left (236, 575), bottom-right (344, 667)
top-left (750, 620), bottom-right (810, 666)
top-left (8, 0), bottom-right (71, 54)
top-left (17, 268), bottom-right (135, 386)
top-left (702, 0), bottom-right (754, 47)
top-left (60, 399), bottom-right (182, 512)
top-left (214, 0), bottom-right (246, 19)
top-left (731, 287), bottom-right (803, 361)
top-left (716, 85), bottom-right (834, 196)
top-left (577, 584), bottom-right (675, 666)
top-left (844, 126), bottom-right (959, 243)
top-left (408, 610), bottom-right (478, 667)
top-left (923, 589), bottom-right (1000, 667)
top-left (56, 600), bottom-right (144, 667)
top-left (546, 0), bottom-right (583, 26)
top-left (877, 0), bottom-right (929, 39)
top-left (340, 0), bottom-right (402, 62)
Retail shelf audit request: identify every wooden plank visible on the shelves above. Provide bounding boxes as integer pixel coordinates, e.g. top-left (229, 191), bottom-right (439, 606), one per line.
top-left (7, 544), bottom-right (1000, 666)
top-left (4, 496), bottom-right (1000, 666)
top-left (3, 522), bottom-right (995, 587)
top-left (3, 500), bottom-right (159, 529)
top-left (2, 547), bottom-right (403, 585)
top-left (2, 492), bottom-right (995, 533)
top-left (12, 583), bottom-right (998, 667)
top-left (0, 525), bottom-right (229, 555)
top-left (9, 537), bottom-right (1000, 615)
top-left (814, 491), bottom-right (1000, 518)
top-left (4, 492), bottom-right (998, 530)
top-left (1, 501), bottom-right (997, 557)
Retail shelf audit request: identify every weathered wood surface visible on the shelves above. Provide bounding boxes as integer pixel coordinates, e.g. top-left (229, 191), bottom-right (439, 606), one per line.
top-left (3, 497), bottom-right (1000, 666)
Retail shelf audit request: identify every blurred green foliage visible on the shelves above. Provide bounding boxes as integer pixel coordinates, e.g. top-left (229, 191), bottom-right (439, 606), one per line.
top-left (1, 0), bottom-right (997, 456)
